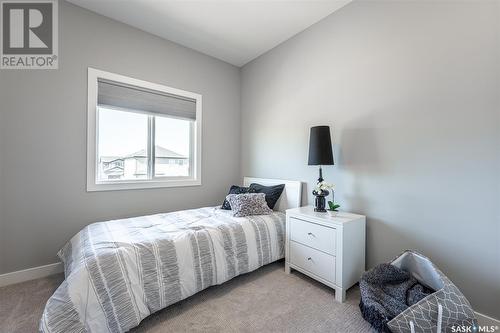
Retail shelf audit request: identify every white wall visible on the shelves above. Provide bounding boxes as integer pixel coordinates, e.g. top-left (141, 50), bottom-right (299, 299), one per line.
top-left (241, 1), bottom-right (500, 318)
top-left (0, 1), bottom-right (240, 274)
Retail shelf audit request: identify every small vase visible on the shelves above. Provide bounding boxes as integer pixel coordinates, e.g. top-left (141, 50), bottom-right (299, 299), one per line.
top-left (327, 210), bottom-right (339, 217)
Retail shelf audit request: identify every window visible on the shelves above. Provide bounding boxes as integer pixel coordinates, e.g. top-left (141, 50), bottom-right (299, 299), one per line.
top-left (87, 68), bottom-right (202, 191)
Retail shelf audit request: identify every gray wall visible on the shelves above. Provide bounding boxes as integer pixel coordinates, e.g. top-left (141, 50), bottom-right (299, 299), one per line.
top-left (0, 1), bottom-right (240, 274)
top-left (1, 0), bottom-right (498, 320)
top-left (241, 1), bottom-right (499, 318)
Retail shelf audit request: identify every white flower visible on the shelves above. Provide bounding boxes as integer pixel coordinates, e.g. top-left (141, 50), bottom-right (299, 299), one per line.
top-left (315, 181), bottom-right (335, 192)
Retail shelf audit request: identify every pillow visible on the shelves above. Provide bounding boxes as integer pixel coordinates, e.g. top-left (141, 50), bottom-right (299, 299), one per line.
top-left (221, 185), bottom-right (255, 210)
top-left (248, 183), bottom-right (285, 210)
top-left (226, 193), bottom-right (273, 217)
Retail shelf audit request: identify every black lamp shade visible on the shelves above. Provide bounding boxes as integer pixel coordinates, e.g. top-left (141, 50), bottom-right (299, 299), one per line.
top-left (308, 126), bottom-right (334, 165)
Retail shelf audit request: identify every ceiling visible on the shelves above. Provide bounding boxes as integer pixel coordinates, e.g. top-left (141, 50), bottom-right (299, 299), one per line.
top-left (66, 0), bottom-right (352, 67)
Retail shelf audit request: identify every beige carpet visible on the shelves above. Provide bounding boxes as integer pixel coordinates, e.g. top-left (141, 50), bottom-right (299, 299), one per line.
top-left (0, 261), bottom-right (373, 333)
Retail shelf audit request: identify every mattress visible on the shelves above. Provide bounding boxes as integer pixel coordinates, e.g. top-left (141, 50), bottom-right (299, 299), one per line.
top-left (40, 206), bottom-right (286, 333)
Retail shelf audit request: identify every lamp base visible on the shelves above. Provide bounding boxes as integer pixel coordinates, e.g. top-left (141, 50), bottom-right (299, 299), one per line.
top-left (313, 191), bottom-right (328, 213)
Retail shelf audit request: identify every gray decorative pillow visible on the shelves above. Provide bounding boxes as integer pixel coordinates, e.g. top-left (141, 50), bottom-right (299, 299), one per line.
top-left (226, 193), bottom-right (273, 217)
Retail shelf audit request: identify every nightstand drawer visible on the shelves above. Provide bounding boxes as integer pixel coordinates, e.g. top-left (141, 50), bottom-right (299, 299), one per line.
top-left (290, 217), bottom-right (336, 255)
top-left (290, 241), bottom-right (336, 283)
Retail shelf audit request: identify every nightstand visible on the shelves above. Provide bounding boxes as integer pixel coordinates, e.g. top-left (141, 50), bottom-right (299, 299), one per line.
top-left (285, 206), bottom-right (366, 302)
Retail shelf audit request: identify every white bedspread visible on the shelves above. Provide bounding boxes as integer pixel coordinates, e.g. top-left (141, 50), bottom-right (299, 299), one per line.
top-left (40, 207), bottom-right (285, 333)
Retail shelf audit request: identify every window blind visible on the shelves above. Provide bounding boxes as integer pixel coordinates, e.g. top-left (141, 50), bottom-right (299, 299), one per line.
top-left (97, 79), bottom-right (197, 120)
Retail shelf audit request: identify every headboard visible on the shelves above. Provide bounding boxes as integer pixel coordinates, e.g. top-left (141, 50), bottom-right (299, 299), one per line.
top-left (243, 177), bottom-right (302, 212)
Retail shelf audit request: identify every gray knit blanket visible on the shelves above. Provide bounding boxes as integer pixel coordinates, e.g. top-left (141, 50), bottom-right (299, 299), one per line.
top-left (359, 263), bottom-right (433, 332)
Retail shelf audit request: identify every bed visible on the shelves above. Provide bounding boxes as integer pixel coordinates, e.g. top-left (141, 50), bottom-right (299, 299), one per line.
top-left (40, 177), bottom-right (302, 333)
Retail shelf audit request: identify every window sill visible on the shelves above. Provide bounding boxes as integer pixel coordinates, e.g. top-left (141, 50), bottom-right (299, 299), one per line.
top-left (87, 179), bottom-right (201, 192)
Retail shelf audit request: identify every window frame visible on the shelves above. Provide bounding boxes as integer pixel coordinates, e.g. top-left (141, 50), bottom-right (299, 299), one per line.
top-left (87, 67), bottom-right (202, 191)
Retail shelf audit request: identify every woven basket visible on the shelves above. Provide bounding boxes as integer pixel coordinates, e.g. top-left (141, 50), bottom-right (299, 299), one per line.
top-left (387, 250), bottom-right (477, 333)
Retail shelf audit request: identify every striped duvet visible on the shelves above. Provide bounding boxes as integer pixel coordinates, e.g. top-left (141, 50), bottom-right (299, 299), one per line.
top-left (40, 207), bottom-right (285, 333)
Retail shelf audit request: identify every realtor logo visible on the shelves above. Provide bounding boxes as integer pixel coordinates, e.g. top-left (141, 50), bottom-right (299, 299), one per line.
top-left (1, 0), bottom-right (58, 69)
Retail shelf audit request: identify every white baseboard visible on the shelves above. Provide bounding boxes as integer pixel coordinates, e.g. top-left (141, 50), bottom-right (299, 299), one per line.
top-left (0, 262), bottom-right (63, 288)
top-left (475, 311), bottom-right (500, 327)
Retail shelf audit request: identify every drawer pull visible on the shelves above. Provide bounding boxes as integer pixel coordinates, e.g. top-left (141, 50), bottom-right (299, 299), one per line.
top-left (307, 257), bottom-right (312, 261)
top-left (307, 232), bottom-right (315, 237)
